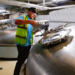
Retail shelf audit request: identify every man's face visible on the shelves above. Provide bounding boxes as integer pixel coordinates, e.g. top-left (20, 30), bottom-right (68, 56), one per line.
top-left (28, 11), bottom-right (36, 19)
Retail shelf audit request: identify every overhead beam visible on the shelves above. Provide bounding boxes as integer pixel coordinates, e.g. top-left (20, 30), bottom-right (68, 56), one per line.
top-left (0, 0), bottom-right (50, 10)
top-left (0, 0), bottom-right (75, 12)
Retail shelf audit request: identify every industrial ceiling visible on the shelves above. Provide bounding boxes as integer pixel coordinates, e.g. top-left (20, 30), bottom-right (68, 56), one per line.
top-left (0, 0), bottom-right (75, 15)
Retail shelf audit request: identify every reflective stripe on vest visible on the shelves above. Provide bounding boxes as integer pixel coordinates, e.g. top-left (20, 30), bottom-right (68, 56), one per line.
top-left (15, 15), bottom-right (33, 45)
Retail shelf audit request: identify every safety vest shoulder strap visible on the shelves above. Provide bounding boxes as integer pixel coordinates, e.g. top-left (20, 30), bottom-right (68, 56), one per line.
top-left (23, 15), bottom-right (28, 28)
top-left (17, 15), bottom-right (27, 29)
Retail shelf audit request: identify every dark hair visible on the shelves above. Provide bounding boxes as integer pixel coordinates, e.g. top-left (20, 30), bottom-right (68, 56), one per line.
top-left (28, 7), bottom-right (37, 14)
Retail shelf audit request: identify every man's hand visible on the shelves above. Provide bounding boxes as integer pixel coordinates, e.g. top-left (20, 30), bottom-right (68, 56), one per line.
top-left (29, 20), bottom-right (38, 26)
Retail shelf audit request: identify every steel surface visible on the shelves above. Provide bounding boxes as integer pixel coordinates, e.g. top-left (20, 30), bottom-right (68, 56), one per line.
top-left (26, 26), bottom-right (75, 75)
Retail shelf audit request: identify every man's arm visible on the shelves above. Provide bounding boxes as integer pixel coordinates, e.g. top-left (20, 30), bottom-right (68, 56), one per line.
top-left (15, 19), bottom-right (38, 26)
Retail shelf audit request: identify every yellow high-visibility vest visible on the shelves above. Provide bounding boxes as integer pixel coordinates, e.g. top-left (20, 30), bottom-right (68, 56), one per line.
top-left (15, 15), bottom-right (33, 45)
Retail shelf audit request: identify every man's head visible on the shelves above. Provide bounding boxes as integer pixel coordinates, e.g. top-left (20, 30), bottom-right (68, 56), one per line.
top-left (27, 7), bottom-right (37, 19)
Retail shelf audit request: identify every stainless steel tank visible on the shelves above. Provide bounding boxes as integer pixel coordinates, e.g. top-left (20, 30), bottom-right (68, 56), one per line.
top-left (26, 25), bottom-right (75, 75)
top-left (0, 29), bottom-right (16, 45)
top-left (0, 28), bottom-right (17, 59)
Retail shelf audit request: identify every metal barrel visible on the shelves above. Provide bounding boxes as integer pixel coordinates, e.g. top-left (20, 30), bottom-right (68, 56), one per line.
top-left (26, 25), bottom-right (75, 75)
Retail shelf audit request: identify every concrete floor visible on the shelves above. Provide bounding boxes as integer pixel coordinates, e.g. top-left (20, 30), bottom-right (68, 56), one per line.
top-left (0, 60), bottom-right (17, 75)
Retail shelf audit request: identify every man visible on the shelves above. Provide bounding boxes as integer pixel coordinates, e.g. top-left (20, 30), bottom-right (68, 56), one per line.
top-left (13, 7), bottom-right (38, 75)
